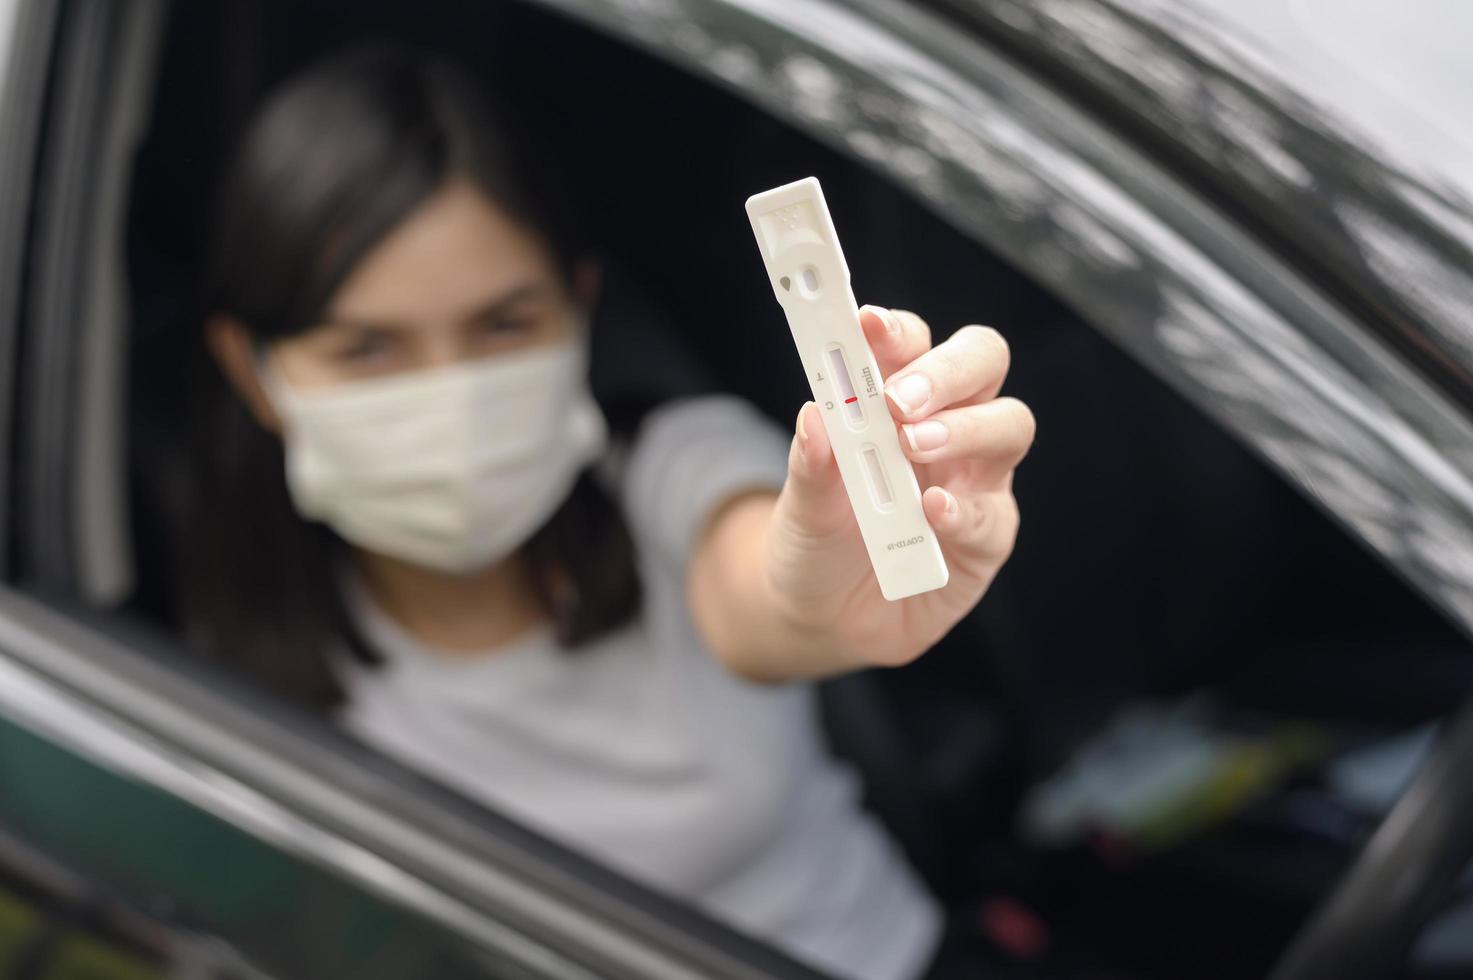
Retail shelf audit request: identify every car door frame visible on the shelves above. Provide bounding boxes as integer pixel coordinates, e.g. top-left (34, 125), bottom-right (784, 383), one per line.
top-left (0, 0), bottom-right (58, 581)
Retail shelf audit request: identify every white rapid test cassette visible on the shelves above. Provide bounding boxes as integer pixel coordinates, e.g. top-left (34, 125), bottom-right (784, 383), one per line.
top-left (746, 176), bottom-right (949, 601)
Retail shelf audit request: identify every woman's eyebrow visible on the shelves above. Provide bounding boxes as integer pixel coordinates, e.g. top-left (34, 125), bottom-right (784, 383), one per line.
top-left (460, 282), bottom-right (553, 321)
top-left (315, 315), bottom-right (406, 335)
top-left (320, 282), bottom-right (551, 333)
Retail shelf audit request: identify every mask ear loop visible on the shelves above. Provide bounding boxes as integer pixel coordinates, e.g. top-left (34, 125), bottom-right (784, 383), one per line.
top-left (567, 313), bottom-right (595, 375)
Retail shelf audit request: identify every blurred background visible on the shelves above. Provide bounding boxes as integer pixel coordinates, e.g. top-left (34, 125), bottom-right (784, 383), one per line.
top-left (1, 0), bottom-right (1472, 978)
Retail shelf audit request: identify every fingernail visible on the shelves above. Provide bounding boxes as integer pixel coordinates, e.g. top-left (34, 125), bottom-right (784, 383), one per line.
top-left (888, 374), bottom-right (931, 415)
top-left (903, 419), bottom-right (948, 452)
top-left (943, 488), bottom-right (960, 515)
top-left (862, 305), bottom-right (899, 336)
top-left (796, 404), bottom-right (811, 455)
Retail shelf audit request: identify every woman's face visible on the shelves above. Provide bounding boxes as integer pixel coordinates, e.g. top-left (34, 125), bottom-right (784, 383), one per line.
top-left (271, 178), bottom-right (584, 390)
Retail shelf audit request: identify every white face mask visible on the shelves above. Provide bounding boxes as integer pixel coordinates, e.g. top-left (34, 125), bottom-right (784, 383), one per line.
top-left (264, 338), bottom-right (607, 573)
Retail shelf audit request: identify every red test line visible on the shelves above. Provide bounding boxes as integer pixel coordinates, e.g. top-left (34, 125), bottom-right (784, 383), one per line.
top-left (844, 396), bottom-right (858, 404)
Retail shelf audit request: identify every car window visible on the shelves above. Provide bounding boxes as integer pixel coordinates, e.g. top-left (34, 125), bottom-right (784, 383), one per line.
top-left (529, 0), bottom-right (1473, 645)
top-left (8, 0), bottom-right (1473, 978)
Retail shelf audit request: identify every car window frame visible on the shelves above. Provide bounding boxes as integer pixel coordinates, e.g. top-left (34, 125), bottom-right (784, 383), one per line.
top-left (14, 0), bottom-right (149, 603)
top-left (0, 0), bottom-right (58, 581)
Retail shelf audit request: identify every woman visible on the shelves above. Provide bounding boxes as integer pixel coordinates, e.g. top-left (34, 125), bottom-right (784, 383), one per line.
top-left (187, 44), bottom-right (1032, 980)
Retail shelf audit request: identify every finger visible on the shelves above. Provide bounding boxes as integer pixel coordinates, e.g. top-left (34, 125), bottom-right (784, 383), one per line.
top-left (899, 397), bottom-right (1036, 478)
top-left (924, 486), bottom-right (1020, 568)
top-left (859, 305), bottom-right (931, 379)
top-left (780, 401), bottom-right (852, 538)
top-left (884, 324), bottom-right (1011, 421)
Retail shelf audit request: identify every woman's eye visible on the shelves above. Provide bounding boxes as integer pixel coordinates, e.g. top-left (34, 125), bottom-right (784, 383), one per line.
top-left (335, 333), bottom-right (395, 363)
top-left (478, 315), bottom-right (539, 335)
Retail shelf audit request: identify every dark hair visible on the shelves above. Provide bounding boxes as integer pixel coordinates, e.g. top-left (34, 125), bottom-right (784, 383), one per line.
top-left (182, 44), bottom-right (641, 709)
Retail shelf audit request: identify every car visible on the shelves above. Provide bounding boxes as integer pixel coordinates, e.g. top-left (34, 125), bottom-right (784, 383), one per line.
top-left (1, 0), bottom-right (1470, 977)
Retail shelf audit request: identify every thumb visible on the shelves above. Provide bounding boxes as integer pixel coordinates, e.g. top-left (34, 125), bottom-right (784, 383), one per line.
top-left (777, 401), bottom-right (853, 539)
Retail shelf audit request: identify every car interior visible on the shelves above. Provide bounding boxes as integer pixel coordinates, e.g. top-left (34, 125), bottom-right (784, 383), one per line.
top-left (10, 0), bottom-right (1472, 976)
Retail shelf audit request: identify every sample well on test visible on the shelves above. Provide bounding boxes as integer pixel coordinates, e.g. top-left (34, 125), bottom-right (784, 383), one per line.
top-left (861, 445), bottom-right (894, 508)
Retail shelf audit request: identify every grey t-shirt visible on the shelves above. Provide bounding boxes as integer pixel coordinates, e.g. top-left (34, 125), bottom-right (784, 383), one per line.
top-left (333, 395), bottom-right (942, 980)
